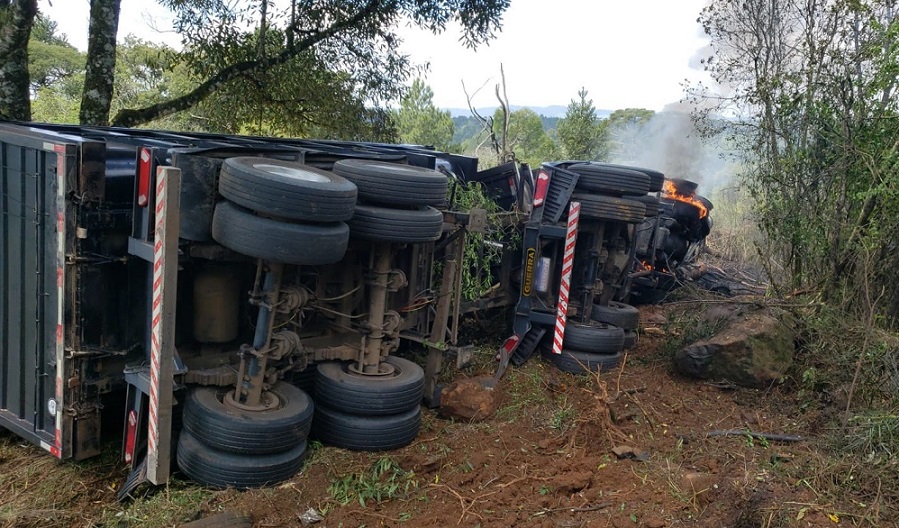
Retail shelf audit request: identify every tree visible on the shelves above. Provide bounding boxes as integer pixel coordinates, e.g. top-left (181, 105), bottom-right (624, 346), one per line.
top-left (557, 88), bottom-right (603, 160)
top-left (0, 0), bottom-right (37, 120)
top-left (109, 37), bottom-right (196, 130)
top-left (80, 0), bottom-right (121, 125)
top-left (72, 0), bottom-right (511, 131)
top-left (395, 79), bottom-right (454, 150)
top-left (693, 0), bottom-right (899, 321)
top-left (28, 14), bottom-right (84, 91)
top-left (493, 107), bottom-right (560, 166)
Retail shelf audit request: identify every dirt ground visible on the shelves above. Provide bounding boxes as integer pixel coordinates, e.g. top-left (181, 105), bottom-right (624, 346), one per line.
top-left (0, 303), bottom-right (880, 528)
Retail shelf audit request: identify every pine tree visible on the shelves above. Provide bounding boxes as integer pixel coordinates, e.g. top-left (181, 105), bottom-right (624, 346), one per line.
top-left (557, 88), bottom-right (603, 160)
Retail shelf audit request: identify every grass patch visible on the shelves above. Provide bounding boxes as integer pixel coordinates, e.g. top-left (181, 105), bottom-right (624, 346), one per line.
top-left (495, 362), bottom-right (551, 422)
top-left (793, 303), bottom-right (899, 407)
top-left (0, 436), bottom-right (122, 528)
top-left (787, 302), bottom-right (899, 525)
top-left (327, 457), bottom-right (418, 508)
top-left (99, 481), bottom-right (218, 527)
top-left (657, 298), bottom-right (731, 359)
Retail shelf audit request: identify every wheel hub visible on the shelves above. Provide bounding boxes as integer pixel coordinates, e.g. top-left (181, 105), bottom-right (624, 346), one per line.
top-left (224, 389), bottom-right (280, 412)
top-left (348, 361), bottom-right (396, 377)
top-left (253, 163), bottom-right (331, 183)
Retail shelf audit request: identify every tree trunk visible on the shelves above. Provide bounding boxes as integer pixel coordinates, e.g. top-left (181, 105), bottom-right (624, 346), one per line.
top-left (0, 0), bottom-right (37, 121)
top-left (79, 0), bottom-right (121, 125)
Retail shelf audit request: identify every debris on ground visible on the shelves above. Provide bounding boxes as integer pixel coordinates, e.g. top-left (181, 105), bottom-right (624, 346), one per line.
top-left (611, 445), bottom-right (649, 461)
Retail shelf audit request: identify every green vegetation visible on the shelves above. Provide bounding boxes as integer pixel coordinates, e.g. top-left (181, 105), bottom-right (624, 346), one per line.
top-left (395, 79), bottom-right (454, 151)
top-left (449, 180), bottom-right (520, 301)
top-left (327, 457), bottom-right (418, 508)
top-left (0, 437), bottom-right (124, 528)
top-left (6, 1), bottom-right (511, 130)
top-left (100, 482), bottom-right (217, 527)
top-left (557, 88), bottom-right (605, 160)
top-left (693, 6), bottom-right (899, 515)
top-left (496, 362), bottom-right (551, 422)
top-left (694, 0), bottom-right (899, 315)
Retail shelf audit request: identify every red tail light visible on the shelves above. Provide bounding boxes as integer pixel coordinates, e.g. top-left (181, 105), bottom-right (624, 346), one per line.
top-left (124, 409), bottom-right (138, 464)
top-left (533, 169), bottom-right (551, 207)
top-left (137, 148), bottom-right (151, 207)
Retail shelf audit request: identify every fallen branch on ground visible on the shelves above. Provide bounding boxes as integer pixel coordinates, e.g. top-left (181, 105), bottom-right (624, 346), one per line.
top-left (532, 502), bottom-right (613, 517)
top-left (706, 429), bottom-right (802, 442)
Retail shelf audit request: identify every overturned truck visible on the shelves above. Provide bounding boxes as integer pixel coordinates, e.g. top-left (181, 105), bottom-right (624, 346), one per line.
top-left (0, 123), bottom-right (710, 493)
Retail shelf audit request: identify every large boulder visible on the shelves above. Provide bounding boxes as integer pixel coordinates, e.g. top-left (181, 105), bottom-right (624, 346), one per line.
top-left (439, 377), bottom-right (497, 422)
top-left (674, 306), bottom-right (795, 388)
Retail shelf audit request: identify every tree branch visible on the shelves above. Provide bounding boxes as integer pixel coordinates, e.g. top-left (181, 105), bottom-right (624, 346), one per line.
top-left (110, 0), bottom-right (382, 127)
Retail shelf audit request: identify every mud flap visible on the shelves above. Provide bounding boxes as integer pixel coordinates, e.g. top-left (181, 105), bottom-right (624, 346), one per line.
top-left (492, 334), bottom-right (521, 384)
top-left (117, 457), bottom-right (147, 502)
top-left (510, 327), bottom-right (547, 367)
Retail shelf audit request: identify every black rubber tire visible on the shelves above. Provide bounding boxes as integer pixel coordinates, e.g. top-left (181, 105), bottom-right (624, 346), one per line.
top-left (182, 382), bottom-right (313, 455)
top-left (633, 194), bottom-right (660, 217)
top-left (563, 321), bottom-right (624, 354)
top-left (568, 163), bottom-right (650, 196)
top-left (591, 163), bottom-right (665, 193)
top-left (541, 349), bottom-right (623, 375)
top-left (212, 201), bottom-right (349, 265)
top-left (668, 178), bottom-right (698, 195)
top-left (333, 159), bottom-right (448, 207)
top-left (571, 194), bottom-right (645, 224)
top-left (284, 364), bottom-right (318, 397)
top-left (219, 157), bottom-right (357, 222)
top-left (313, 404), bottom-right (421, 451)
top-left (348, 204), bottom-right (443, 243)
top-left (314, 357), bottom-right (424, 415)
top-left (623, 330), bottom-right (638, 349)
top-left (176, 430), bottom-right (306, 489)
top-left (591, 301), bottom-right (640, 330)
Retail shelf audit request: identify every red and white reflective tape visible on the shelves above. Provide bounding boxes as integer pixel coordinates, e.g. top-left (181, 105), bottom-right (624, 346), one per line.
top-left (52, 144), bottom-right (66, 458)
top-left (147, 170), bottom-right (167, 458)
top-left (551, 202), bottom-right (580, 355)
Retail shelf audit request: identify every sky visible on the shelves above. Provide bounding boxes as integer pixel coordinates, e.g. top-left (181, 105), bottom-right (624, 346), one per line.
top-left (37, 0), bottom-right (713, 112)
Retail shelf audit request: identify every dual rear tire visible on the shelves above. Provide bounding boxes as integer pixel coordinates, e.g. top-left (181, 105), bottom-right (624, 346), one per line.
top-left (176, 382), bottom-right (313, 489)
top-left (312, 356), bottom-right (424, 451)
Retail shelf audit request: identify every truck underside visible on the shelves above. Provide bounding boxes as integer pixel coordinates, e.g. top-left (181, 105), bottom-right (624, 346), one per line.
top-left (0, 122), bottom-right (711, 492)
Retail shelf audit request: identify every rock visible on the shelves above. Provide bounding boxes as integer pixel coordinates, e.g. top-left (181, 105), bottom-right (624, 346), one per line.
top-left (611, 445), bottom-right (649, 461)
top-left (700, 304), bottom-right (746, 325)
top-left (644, 518), bottom-right (666, 528)
top-left (439, 377), bottom-right (496, 421)
top-left (674, 306), bottom-right (795, 388)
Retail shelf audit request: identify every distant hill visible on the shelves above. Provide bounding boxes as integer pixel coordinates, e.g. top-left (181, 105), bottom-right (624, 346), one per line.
top-left (445, 105), bottom-right (613, 119)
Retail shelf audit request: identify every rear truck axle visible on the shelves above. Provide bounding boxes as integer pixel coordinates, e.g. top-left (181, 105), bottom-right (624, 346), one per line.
top-left (234, 260), bottom-right (284, 408)
top-left (356, 244), bottom-right (395, 374)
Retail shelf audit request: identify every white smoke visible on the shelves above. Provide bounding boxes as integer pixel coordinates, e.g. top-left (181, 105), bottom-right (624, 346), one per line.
top-left (605, 102), bottom-right (738, 195)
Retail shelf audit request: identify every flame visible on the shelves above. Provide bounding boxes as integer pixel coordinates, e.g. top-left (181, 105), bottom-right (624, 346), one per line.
top-left (641, 260), bottom-right (668, 273)
top-left (662, 180), bottom-right (709, 219)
